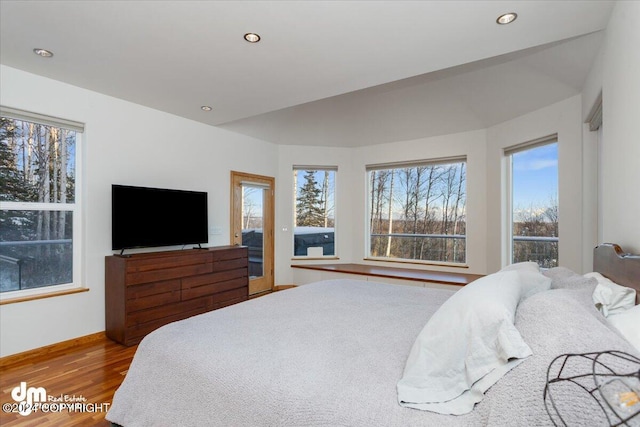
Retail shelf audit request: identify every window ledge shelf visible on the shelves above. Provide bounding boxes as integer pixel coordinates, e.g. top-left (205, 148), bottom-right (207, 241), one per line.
top-left (363, 257), bottom-right (469, 269)
top-left (0, 287), bottom-right (89, 305)
top-left (291, 263), bottom-right (483, 287)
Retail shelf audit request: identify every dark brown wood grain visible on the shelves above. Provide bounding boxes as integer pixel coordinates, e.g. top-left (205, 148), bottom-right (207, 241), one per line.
top-left (0, 335), bottom-right (136, 427)
top-left (105, 246), bottom-right (248, 346)
top-left (594, 243), bottom-right (640, 303)
top-left (182, 276), bottom-right (247, 300)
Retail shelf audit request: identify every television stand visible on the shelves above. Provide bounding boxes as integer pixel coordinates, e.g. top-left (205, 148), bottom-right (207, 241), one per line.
top-left (105, 245), bottom-right (248, 346)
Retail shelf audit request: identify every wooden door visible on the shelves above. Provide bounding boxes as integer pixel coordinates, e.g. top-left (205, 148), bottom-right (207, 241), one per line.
top-left (230, 171), bottom-right (275, 295)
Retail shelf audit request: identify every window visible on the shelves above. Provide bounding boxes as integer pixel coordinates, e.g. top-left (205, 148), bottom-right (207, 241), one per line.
top-left (506, 136), bottom-right (558, 268)
top-left (0, 107), bottom-right (83, 298)
top-left (293, 167), bottom-right (336, 257)
top-left (367, 158), bottom-right (466, 264)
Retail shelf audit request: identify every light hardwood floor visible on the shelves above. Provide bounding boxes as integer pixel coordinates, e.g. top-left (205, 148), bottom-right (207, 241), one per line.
top-left (0, 336), bottom-right (136, 427)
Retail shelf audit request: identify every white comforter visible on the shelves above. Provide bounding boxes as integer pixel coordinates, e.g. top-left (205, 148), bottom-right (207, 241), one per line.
top-left (107, 279), bottom-right (638, 427)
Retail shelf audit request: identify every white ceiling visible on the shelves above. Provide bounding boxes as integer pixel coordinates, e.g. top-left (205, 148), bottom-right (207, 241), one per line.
top-left (0, 1), bottom-right (614, 147)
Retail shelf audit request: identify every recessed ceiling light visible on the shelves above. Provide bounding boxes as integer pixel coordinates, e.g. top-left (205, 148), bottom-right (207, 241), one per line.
top-left (496, 12), bottom-right (517, 25)
top-left (33, 48), bottom-right (54, 58)
top-left (244, 33), bottom-right (261, 43)
top-left (201, 106), bottom-right (212, 112)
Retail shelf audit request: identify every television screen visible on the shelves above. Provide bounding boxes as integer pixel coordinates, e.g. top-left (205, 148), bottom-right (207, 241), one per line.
top-left (112, 185), bottom-right (208, 251)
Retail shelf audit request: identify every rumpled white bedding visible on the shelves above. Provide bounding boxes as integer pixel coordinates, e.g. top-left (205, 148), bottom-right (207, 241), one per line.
top-left (107, 279), bottom-right (638, 427)
top-left (397, 269), bottom-right (551, 414)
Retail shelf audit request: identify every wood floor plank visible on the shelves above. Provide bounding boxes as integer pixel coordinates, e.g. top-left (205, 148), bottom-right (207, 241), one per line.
top-left (0, 337), bottom-right (136, 427)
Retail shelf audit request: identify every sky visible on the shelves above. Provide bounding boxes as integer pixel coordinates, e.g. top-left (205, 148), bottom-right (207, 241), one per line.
top-left (512, 143), bottom-right (558, 211)
top-left (294, 169), bottom-right (336, 212)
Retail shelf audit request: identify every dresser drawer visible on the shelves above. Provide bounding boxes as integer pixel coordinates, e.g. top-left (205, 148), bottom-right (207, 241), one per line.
top-left (211, 247), bottom-right (247, 261)
top-left (126, 252), bottom-right (212, 273)
top-left (127, 263), bottom-right (213, 285)
top-left (209, 287), bottom-right (248, 306)
top-left (212, 257), bottom-right (248, 272)
top-left (106, 246), bottom-right (249, 346)
top-left (126, 297), bottom-right (210, 327)
top-left (126, 279), bottom-right (181, 312)
top-left (124, 304), bottom-right (213, 344)
top-left (183, 275), bottom-right (248, 300)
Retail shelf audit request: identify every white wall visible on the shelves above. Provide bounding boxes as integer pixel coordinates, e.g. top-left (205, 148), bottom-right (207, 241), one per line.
top-left (580, 33), bottom-right (604, 269)
top-left (0, 65), bottom-right (278, 357)
top-left (486, 96), bottom-right (587, 274)
top-left (276, 145), bottom-right (354, 285)
top-left (582, 46), bottom-right (604, 122)
top-left (598, 1), bottom-right (640, 253)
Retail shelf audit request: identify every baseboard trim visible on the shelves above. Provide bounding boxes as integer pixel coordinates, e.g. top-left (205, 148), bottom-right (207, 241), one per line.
top-left (0, 331), bottom-right (107, 369)
top-left (273, 284), bottom-right (297, 291)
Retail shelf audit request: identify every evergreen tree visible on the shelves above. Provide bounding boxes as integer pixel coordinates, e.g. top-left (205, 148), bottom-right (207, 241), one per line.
top-left (0, 117), bottom-right (37, 242)
top-left (296, 171), bottom-right (324, 226)
top-left (0, 118), bottom-right (30, 201)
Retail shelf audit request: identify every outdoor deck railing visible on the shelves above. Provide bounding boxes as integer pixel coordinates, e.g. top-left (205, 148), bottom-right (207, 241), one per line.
top-left (513, 235), bottom-right (558, 267)
top-left (369, 233), bottom-right (558, 266)
top-left (369, 233), bottom-right (466, 263)
top-left (0, 239), bottom-right (73, 292)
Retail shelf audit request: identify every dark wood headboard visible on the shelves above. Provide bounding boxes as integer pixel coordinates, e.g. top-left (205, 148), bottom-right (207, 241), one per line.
top-left (593, 243), bottom-right (640, 303)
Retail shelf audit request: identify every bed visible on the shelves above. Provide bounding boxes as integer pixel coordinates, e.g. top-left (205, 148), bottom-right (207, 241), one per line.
top-left (107, 243), bottom-right (640, 426)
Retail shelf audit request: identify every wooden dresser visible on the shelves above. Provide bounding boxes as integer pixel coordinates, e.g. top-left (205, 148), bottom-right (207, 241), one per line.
top-left (105, 245), bottom-right (248, 346)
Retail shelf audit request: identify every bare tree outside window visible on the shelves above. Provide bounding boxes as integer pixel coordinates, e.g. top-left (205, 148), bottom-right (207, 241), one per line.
top-left (242, 187), bottom-right (262, 230)
top-left (368, 160), bottom-right (466, 263)
top-left (0, 114), bottom-right (79, 293)
top-left (241, 185), bottom-right (265, 278)
top-left (510, 142), bottom-right (559, 268)
top-left (293, 168), bottom-right (336, 257)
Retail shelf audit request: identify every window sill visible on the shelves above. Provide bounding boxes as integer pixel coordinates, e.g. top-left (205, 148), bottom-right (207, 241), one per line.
top-left (363, 257), bottom-right (469, 269)
top-left (0, 287), bottom-right (89, 305)
top-left (292, 256), bottom-right (340, 261)
top-left (291, 263), bottom-right (483, 286)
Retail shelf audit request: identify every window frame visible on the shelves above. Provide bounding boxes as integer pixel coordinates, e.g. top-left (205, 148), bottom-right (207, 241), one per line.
top-left (292, 165), bottom-right (337, 259)
top-left (503, 134), bottom-right (558, 268)
top-left (0, 106), bottom-right (84, 302)
top-left (365, 156), bottom-right (467, 266)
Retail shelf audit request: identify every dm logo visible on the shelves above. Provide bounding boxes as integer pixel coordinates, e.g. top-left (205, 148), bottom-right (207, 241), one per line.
top-left (11, 382), bottom-right (46, 416)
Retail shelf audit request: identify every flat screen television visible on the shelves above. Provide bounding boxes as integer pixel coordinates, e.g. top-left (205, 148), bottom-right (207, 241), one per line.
top-left (112, 185), bottom-right (208, 251)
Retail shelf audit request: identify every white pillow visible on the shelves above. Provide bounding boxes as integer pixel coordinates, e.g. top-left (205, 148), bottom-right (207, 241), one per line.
top-left (585, 272), bottom-right (636, 317)
top-left (607, 305), bottom-right (640, 352)
top-left (397, 269), bottom-right (551, 415)
top-left (500, 261), bottom-right (540, 273)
